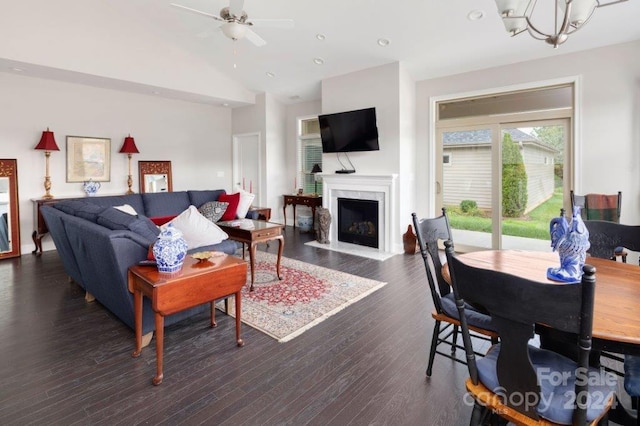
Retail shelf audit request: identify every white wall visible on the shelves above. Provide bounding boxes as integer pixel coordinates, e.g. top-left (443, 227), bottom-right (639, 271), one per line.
top-left (416, 40), bottom-right (640, 224)
top-left (0, 72), bottom-right (233, 254)
top-left (320, 62), bottom-right (408, 251)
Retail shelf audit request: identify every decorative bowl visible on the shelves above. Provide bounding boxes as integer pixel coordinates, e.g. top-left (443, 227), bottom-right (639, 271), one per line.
top-left (191, 251), bottom-right (223, 262)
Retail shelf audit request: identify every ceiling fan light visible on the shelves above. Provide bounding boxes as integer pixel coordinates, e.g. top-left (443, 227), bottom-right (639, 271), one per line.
top-left (221, 22), bottom-right (247, 40)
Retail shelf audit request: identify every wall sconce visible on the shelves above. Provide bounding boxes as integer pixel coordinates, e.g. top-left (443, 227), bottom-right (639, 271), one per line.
top-left (119, 134), bottom-right (140, 194)
top-left (34, 127), bottom-right (60, 199)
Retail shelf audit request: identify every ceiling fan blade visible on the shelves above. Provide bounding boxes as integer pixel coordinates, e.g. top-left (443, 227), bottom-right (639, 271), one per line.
top-left (244, 29), bottom-right (266, 47)
top-left (228, 0), bottom-right (245, 17)
top-left (249, 19), bottom-right (294, 29)
top-left (170, 3), bottom-right (224, 21)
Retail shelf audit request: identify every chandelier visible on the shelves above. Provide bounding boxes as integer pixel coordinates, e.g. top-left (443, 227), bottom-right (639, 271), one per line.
top-left (494, 0), bottom-right (627, 48)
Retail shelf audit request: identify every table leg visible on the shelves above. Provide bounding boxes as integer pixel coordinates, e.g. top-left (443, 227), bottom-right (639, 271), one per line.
top-left (311, 206), bottom-right (316, 232)
top-left (210, 301), bottom-right (217, 328)
top-left (283, 204), bottom-right (287, 227)
top-left (235, 291), bottom-right (244, 347)
top-left (132, 286), bottom-right (143, 358)
top-left (292, 205), bottom-right (297, 228)
top-left (276, 235), bottom-right (284, 280)
top-left (31, 230), bottom-right (43, 255)
top-left (153, 313), bottom-right (164, 386)
top-left (249, 242), bottom-right (257, 291)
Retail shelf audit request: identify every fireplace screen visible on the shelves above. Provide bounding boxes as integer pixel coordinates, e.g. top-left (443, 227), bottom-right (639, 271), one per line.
top-left (337, 198), bottom-right (379, 248)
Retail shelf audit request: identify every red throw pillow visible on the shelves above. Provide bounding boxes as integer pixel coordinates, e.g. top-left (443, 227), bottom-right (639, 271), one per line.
top-left (218, 192), bottom-right (240, 221)
top-left (149, 215), bottom-right (176, 226)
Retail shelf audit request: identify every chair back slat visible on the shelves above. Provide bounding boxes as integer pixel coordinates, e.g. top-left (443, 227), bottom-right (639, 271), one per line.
top-left (444, 240), bottom-right (596, 421)
top-left (584, 220), bottom-right (640, 261)
top-left (412, 209), bottom-right (452, 313)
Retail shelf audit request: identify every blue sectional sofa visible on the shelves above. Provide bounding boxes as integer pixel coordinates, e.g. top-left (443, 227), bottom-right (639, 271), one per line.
top-left (41, 190), bottom-right (252, 335)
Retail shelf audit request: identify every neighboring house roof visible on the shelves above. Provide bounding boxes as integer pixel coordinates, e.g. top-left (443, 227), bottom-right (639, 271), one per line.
top-left (443, 129), bottom-right (558, 153)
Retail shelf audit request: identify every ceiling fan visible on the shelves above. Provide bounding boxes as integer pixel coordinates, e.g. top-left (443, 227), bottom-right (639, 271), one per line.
top-left (170, 0), bottom-right (294, 46)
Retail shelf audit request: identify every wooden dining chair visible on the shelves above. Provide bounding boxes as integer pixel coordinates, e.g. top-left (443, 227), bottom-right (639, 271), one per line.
top-left (571, 190), bottom-right (625, 261)
top-left (445, 240), bottom-right (616, 425)
top-left (584, 219), bottom-right (640, 422)
top-left (411, 209), bottom-right (498, 377)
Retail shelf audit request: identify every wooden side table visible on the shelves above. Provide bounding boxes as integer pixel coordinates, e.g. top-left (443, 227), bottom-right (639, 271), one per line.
top-left (128, 255), bottom-right (247, 385)
top-left (31, 196), bottom-right (81, 254)
top-left (217, 219), bottom-right (284, 291)
top-left (282, 194), bottom-right (322, 230)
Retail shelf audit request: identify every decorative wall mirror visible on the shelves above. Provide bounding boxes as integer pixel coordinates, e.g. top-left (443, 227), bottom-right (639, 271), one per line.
top-left (0, 159), bottom-right (20, 259)
top-left (138, 161), bottom-right (173, 193)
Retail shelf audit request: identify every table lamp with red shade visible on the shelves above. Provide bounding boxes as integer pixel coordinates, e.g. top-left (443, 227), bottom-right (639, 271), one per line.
top-left (34, 128), bottom-right (60, 199)
top-left (119, 134), bottom-right (140, 194)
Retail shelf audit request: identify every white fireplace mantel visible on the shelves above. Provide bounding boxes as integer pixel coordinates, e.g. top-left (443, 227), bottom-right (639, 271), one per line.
top-left (320, 173), bottom-right (398, 254)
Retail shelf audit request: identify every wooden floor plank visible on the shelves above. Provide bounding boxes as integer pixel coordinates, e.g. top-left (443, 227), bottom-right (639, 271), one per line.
top-left (0, 227), bottom-right (482, 425)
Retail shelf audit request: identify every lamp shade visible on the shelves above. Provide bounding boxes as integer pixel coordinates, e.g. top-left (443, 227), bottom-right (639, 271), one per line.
top-left (311, 163), bottom-right (322, 173)
top-left (119, 135), bottom-right (139, 154)
top-left (34, 128), bottom-right (60, 151)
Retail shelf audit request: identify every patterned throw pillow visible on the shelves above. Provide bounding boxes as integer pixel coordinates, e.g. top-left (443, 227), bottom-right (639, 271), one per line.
top-left (198, 201), bottom-right (229, 223)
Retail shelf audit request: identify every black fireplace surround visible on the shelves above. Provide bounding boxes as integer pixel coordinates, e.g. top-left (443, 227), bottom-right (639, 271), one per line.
top-left (337, 198), bottom-right (379, 249)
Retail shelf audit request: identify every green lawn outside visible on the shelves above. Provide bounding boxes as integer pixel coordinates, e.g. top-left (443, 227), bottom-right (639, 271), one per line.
top-left (447, 187), bottom-right (564, 240)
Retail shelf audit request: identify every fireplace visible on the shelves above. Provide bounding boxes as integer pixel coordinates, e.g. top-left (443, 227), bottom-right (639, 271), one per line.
top-left (338, 198), bottom-right (379, 248)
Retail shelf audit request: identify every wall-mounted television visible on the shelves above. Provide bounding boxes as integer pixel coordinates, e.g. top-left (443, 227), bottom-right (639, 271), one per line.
top-left (319, 107), bottom-right (379, 153)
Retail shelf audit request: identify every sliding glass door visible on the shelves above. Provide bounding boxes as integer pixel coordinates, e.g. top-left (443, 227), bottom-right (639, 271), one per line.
top-left (437, 118), bottom-right (570, 251)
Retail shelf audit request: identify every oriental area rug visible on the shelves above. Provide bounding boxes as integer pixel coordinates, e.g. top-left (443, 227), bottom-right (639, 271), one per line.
top-left (217, 251), bottom-right (387, 342)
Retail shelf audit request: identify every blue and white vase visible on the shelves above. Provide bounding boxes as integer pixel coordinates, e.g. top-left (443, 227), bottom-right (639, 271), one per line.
top-left (547, 206), bottom-right (590, 283)
top-left (153, 223), bottom-right (188, 273)
top-left (83, 179), bottom-right (101, 197)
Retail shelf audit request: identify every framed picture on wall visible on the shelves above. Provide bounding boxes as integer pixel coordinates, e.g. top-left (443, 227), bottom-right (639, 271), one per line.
top-left (66, 136), bottom-right (111, 182)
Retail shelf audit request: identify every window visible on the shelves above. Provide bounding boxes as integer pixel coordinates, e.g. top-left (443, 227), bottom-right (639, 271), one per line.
top-left (298, 116), bottom-right (323, 194)
top-left (443, 153), bottom-right (451, 166)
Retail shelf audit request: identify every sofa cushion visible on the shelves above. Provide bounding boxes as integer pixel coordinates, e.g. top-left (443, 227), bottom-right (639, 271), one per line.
top-left (97, 208), bottom-right (160, 242)
top-left (198, 201), bottom-right (229, 223)
top-left (219, 192), bottom-right (240, 221)
top-left (142, 191), bottom-right (190, 217)
top-left (54, 200), bottom-right (106, 223)
top-left (164, 205), bottom-right (228, 250)
top-left (235, 189), bottom-right (255, 219)
top-left (188, 190), bottom-right (226, 208)
top-left (83, 194), bottom-right (145, 214)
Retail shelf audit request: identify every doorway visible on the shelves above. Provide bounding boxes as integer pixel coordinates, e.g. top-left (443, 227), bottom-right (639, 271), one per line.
top-left (232, 132), bottom-right (261, 204)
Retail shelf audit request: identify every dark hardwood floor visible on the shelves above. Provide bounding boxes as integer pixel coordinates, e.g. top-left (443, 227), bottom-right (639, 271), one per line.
top-left (0, 228), bottom-right (474, 425)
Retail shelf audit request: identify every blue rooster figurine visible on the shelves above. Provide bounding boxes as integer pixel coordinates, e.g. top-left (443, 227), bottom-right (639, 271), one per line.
top-left (547, 207), bottom-right (590, 283)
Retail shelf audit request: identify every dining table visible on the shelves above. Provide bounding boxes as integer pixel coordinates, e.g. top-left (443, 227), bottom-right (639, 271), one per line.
top-left (443, 249), bottom-right (640, 356)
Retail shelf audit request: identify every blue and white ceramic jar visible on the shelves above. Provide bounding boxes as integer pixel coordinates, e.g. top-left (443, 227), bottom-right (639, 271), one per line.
top-left (83, 179), bottom-right (101, 197)
top-left (153, 223), bottom-right (188, 273)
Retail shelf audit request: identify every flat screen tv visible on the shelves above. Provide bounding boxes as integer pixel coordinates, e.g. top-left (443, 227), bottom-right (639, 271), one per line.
top-left (319, 107), bottom-right (379, 153)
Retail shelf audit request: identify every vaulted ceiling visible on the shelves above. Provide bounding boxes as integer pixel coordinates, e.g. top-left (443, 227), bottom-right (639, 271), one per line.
top-left (1, 0), bottom-right (639, 107)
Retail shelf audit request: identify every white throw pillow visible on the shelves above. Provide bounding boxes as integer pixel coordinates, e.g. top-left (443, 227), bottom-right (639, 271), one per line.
top-left (164, 205), bottom-right (228, 249)
top-left (235, 189), bottom-right (255, 219)
top-left (114, 204), bottom-right (137, 216)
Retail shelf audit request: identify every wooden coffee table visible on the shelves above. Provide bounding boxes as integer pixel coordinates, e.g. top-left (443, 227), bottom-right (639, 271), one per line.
top-left (217, 219), bottom-right (284, 291)
top-left (128, 254), bottom-right (247, 385)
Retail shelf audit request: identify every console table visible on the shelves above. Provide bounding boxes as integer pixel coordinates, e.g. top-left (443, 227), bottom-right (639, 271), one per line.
top-left (282, 194), bottom-right (322, 230)
top-left (31, 196), bottom-right (80, 254)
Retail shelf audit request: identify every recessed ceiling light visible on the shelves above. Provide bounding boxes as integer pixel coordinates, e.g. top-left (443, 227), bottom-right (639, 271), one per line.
top-left (266, 71), bottom-right (275, 78)
top-left (316, 33), bottom-right (326, 41)
top-left (377, 38), bottom-right (390, 47)
top-left (313, 57), bottom-right (324, 65)
top-left (467, 10), bottom-right (484, 21)
top-left (10, 67), bottom-right (24, 72)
